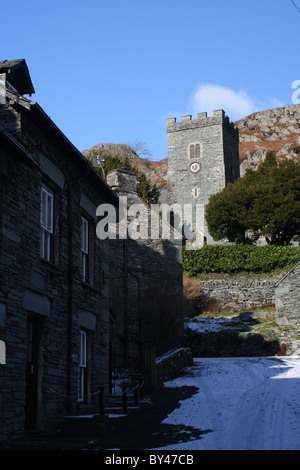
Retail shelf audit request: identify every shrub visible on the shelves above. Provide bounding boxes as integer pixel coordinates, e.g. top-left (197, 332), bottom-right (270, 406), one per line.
top-left (182, 244), bottom-right (300, 276)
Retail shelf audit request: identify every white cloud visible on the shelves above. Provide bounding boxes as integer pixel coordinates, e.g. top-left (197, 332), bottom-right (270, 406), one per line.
top-left (189, 83), bottom-right (285, 122)
top-left (189, 84), bottom-right (256, 121)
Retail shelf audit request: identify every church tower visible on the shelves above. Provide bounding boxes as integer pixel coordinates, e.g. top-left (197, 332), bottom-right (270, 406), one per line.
top-left (166, 109), bottom-right (240, 247)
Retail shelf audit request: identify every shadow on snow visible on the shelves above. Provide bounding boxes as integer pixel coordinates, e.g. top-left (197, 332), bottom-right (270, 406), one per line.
top-left (106, 385), bottom-right (212, 450)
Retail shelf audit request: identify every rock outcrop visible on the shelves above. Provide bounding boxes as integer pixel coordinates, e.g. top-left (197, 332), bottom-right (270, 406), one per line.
top-left (236, 104), bottom-right (300, 175)
top-left (82, 142), bottom-right (168, 201)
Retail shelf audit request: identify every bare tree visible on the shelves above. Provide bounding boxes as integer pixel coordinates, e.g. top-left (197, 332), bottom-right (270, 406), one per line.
top-left (128, 139), bottom-right (152, 158)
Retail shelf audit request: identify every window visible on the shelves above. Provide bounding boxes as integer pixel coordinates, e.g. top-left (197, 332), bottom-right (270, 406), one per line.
top-left (192, 187), bottom-right (200, 199)
top-left (78, 329), bottom-right (87, 402)
top-left (188, 142), bottom-right (202, 160)
top-left (190, 144), bottom-right (195, 160)
top-left (40, 185), bottom-right (54, 261)
top-left (81, 217), bottom-right (89, 283)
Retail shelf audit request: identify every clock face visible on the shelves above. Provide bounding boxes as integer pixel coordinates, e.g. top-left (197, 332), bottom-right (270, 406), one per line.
top-left (190, 162), bottom-right (201, 174)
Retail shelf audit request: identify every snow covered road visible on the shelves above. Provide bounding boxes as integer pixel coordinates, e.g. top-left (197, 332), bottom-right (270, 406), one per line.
top-left (156, 357), bottom-right (300, 450)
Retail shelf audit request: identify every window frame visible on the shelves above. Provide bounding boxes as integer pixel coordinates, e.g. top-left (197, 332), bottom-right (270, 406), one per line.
top-left (188, 142), bottom-right (202, 160)
top-left (78, 329), bottom-right (87, 402)
top-left (80, 214), bottom-right (95, 286)
top-left (81, 216), bottom-right (89, 283)
top-left (40, 185), bottom-right (54, 262)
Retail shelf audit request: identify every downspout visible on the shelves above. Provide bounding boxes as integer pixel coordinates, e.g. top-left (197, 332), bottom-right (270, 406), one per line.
top-left (124, 239), bottom-right (128, 368)
top-left (128, 270), bottom-right (142, 367)
top-left (66, 181), bottom-right (74, 415)
top-left (66, 170), bottom-right (90, 415)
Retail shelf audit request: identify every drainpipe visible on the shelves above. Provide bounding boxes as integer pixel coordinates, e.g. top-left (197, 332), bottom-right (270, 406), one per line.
top-left (66, 170), bottom-right (89, 415)
top-left (124, 239), bottom-right (128, 368)
top-left (66, 181), bottom-right (74, 415)
top-left (128, 271), bottom-right (142, 367)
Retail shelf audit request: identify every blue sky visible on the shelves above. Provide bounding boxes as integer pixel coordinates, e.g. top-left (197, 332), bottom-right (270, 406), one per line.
top-left (2, 0), bottom-right (300, 161)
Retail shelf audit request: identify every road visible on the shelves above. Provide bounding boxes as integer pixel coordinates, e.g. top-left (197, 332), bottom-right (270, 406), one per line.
top-left (7, 356), bottom-right (300, 450)
top-left (156, 356), bottom-right (300, 450)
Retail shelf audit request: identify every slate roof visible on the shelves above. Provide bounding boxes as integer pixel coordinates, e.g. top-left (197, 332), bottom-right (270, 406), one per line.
top-left (0, 59), bottom-right (35, 96)
top-left (0, 59), bottom-right (118, 205)
top-left (0, 124), bottom-right (39, 168)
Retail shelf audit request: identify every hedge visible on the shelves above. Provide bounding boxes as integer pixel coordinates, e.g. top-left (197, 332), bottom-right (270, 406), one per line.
top-left (182, 244), bottom-right (300, 276)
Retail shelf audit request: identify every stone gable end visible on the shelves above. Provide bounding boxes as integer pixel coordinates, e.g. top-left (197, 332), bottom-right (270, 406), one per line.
top-left (275, 262), bottom-right (300, 326)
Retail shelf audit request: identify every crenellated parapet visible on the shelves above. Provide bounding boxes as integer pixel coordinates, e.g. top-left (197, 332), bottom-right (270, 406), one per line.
top-left (167, 109), bottom-right (239, 141)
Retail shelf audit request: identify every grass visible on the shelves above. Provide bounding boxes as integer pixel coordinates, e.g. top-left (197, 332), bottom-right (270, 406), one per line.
top-left (195, 305), bottom-right (274, 319)
top-left (192, 306), bottom-right (300, 343)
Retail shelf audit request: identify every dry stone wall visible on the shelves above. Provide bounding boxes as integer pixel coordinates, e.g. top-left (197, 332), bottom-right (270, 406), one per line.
top-left (191, 273), bottom-right (283, 314)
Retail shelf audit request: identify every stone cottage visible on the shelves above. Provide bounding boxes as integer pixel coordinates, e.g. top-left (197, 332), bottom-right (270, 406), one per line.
top-left (275, 261), bottom-right (300, 326)
top-left (106, 169), bottom-right (184, 391)
top-left (0, 59), bottom-right (118, 441)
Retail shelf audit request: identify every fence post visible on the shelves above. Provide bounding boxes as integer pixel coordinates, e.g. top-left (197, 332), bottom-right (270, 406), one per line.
top-left (99, 387), bottom-right (105, 416)
top-left (122, 385), bottom-right (127, 412)
top-left (134, 385), bottom-right (139, 405)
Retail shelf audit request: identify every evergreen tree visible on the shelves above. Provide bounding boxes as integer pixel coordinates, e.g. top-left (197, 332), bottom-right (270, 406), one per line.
top-left (90, 154), bottom-right (160, 205)
top-left (205, 152), bottom-right (300, 245)
top-left (137, 174), bottom-right (160, 205)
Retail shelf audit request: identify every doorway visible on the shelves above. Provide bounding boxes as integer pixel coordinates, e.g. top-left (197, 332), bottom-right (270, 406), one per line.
top-left (25, 316), bottom-right (43, 430)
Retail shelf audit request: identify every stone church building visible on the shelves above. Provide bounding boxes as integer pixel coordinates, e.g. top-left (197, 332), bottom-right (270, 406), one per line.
top-left (166, 110), bottom-right (240, 246)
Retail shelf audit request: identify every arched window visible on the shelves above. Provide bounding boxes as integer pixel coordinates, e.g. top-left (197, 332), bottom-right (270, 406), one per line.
top-left (189, 144), bottom-right (195, 159)
top-left (188, 142), bottom-right (202, 159)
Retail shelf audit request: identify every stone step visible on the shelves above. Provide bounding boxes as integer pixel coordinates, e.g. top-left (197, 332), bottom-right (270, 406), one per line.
top-left (57, 397), bottom-right (152, 437)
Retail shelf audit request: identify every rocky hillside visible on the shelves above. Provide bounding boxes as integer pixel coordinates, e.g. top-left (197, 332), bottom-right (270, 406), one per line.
top-left (236, 104), bottom-right (300, 176)
top-left (82, 104), bottom-right (300, 197)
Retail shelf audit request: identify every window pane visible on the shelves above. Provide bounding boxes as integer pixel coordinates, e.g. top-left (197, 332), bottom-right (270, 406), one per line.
top-left (41, 187), bottom-right (53, 233)
top-left (82, 252), bottom-right (87, 283)
top-left (195, 143), bottom-right (200, 159)
top-left (40, 186), bottom-right (54, 261)
top-left (45, 232), bottom-right (50, 261)
top-left (79, 330), bottom-right (88, 402)
top-left (190, 145), bottom-right (195, 159)
top-left (40, 230), bottom-right (45, 258)
top-left (41, 190), bottom-right (47, 227)
top-left (80, 330), bottom-right (86, 367)
top-left (46, 193), bottom-right (53, 232)
top-left (79, 368), bottom-right (84, 401)
top-left (81, 218), bottom-right (88, 253)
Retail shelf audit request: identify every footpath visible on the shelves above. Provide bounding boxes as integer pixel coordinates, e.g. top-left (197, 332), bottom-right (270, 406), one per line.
top-left (4, 386), bottom-right (194, 451)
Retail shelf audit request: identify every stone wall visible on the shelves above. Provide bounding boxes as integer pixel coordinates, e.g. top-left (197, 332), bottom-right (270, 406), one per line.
top-left (184, 273), bottom-right (283, 316)
top-left (107, 169), bottom-right (184, 370)
top-left (185, 328), bottom-right (282, 357)
top-left (156, 348), bottom-right (194, 384)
